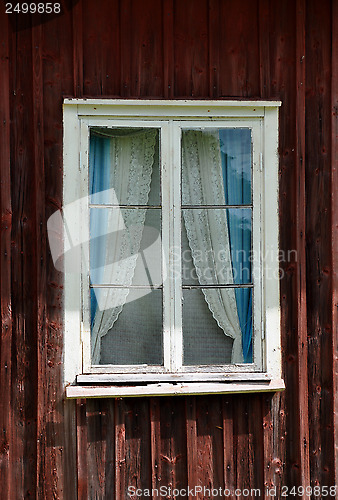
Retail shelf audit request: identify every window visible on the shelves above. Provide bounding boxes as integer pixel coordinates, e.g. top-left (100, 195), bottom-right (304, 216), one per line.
top-left (57, 100), bottom-right (283, 397)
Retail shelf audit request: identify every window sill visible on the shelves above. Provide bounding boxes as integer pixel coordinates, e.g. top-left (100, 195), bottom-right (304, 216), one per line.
top-left (65, 379), bottom-right (285, 398)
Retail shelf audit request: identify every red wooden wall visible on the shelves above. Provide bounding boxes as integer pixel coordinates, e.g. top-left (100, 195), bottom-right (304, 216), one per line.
top-left (0, 0), bottom-right (337, 498)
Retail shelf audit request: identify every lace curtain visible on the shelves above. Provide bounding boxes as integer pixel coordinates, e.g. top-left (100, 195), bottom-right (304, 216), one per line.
top-left (182, 130), bottom-right (244, 364)
top-left (90, 129), bottom-right (157, 363)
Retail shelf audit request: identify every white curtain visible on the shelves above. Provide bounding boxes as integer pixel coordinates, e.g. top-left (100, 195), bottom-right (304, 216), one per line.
top-left (90, 129), bottom-right (157, 363)
top-left (182, 130), bottom-right (243, 363)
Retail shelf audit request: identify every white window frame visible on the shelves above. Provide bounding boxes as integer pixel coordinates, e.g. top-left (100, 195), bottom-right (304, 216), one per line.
top-left (62, 99), bottom-right (284, 397)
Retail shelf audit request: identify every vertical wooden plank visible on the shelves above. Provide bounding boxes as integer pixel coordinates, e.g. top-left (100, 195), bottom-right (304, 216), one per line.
top-left (332, 0), bottom-right (338, 485)
top-left (150, 397), bottom-right (188, 497)
top-left (82, 0), bottom-right (120, 96)
top-left (72, 0), bottom-right (83, 97)
top-left (115, 399), bottom-right (126, 499)
top-left (234, 395), bottom-right (264, 494)
top-left (173, 0), bottom-right (209, 97)
top-left (77, 400), bottom-right (88, 500)
top-left (120, 0), bottom-right (132, 97)
top-left (305, 0), bottom-right (335, 490)
top-left (222, 397), bottom-right (235, 498)
top-left (295, 0), bottom-right (310, 490)
top-left (186, 396), bottom-right (198, 492)
top-left (208, 0), bottom-right (220, 98)
top-left (42, 7), bottom-right (76, 498)
top-left (104, 401), bottom-right (116, 496)
top-left (0, 10), bottom-right (12, 500)
top-left (130, 0), bottom-right (163, 97)
top-left (163, 0), bottom-right (174, 98)
top-left (9, 17), bottom-right (38, 499)
top-left (86, 399), bottom-right (108, 498)
top-left (31, 20), bottom-right (49, 498)
top-left (218, 0), bottom-right (260, 97)
top-left (263, 393), bottom-right (286, 499)
top-left (258, 0), bottom-right (270, 99)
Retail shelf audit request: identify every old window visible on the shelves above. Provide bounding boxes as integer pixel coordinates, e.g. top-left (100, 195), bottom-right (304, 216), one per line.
top-left (56, 100), bottom-right (283, 397)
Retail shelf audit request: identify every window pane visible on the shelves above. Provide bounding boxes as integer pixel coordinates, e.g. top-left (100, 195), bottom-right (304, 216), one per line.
top-left (91, 288), bottom-right (163, 365)
top-left (182, 287), bottom-right (252, 365)
top-left (89, 128), bottom-right (160, 206)
top-left (181, 128), bottom-right (251, 206)
top-left (182, 208), bottom-right (252, 286)
top-left (90, 208), bottom-right (162, 287)
top-left (182, 288), bottom-right (233, 365)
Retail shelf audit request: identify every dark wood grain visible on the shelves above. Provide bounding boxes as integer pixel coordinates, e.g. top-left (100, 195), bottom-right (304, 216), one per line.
top-left (0, 11), bottom-right (12, 500)
top-left (306, 0), bottom-right (335, 490)
top-left (332, 0), bottom-right (338, 486)
top-left (173, 0), bottom-right (209, 97)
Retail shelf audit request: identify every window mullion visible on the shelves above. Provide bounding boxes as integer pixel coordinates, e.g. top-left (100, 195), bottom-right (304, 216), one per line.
top-left (170, 122), bottom-right (182, 371)
top-left (161, 123), bottom-right (171, 371)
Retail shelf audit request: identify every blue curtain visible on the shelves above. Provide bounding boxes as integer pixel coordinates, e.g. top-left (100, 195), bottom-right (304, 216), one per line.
top-left (89, 134), bottom-right (111, 327)
top-left (220, 129), bottom-right (253, 363)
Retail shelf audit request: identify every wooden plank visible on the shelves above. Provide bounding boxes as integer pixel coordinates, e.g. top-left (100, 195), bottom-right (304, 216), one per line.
top-left (0, 10), bottom-right (12, 500)
top-left (31, 21), bottom-right (49, 498)
top-left (120, 0), bottom-right (132, 97)
top-left (130, 0), bottom-right (163, 97)
top-left (294, 0), bottom-right (310, 489)
top-left (233, 395), bottom-right (263, 493)
top-left (258, 0), bottom-right (270, 98)
top-left (66, 380), bottom-right (285, 398)
top-left (332, 0), bottom-right (338, 485)
top-left (195, 396), bottom-right (225, 497)
top-left (150, 397), bottom-right (187, 497)
top-left (76, 400), bottom-right (88, 500)
top-left (208, 0), bottom-right (220, 98)
top-left (305, 0), bottom-right (335, 489)
top-left (82, 0), bottom-right (120, 96)
top-left (222, 397), bottom-right (235, 498)
top-left (72, 0), bottom-right (83, 97)
top-left (173, 0), bottom-right (209, 97)
top-left (185, 397), bottom-right (198, 490)
top-left (115, 399), bottom-right (126, 500)
top-left (219, 0), bottom-right (260, 97)
top-left (163, 0), bottom-right (174, 98)
top-left (86, 399), bottom-right (108, 498)
top-left (9, 19), bottom-right (38, 500)
top-left (42, 8), bottom-right (76, 498)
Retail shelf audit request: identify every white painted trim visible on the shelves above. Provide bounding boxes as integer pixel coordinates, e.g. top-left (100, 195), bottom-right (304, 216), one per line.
top-left (62, 99), bottom-right (282, 392)
top-left (66, 379), bottom-right (285, 398)
top-left (77, 372), bottom-right (272, 383)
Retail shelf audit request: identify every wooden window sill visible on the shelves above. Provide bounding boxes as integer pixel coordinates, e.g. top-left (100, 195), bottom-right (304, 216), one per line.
top-left (66, 379), bottom-right (285, 398)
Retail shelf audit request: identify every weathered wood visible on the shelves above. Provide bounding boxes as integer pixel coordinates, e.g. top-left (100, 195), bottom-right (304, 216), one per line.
top-left (150, 397), bottom-right (187, 497)
top-left (173, 0), bottom-right (209, 97)
top-left (185, 397), bottom-right (198, 490)
top-left (208, 0), bottom-right (220, 98)
top-left (163, 0), bottom-right (174, 98)
top-left (332, 0), bottom-right (338, 485)
top-left (72, 0), bottom-right (83, 97)
top-left (222, 397), bottom-right (235, 499)
top-left (9, 19), bottom-right (38, 499)
top-left (0, 11), bottom-right (12, 500)
top-left (130, 0), bottom-right (163, 97)
top-left (82, 0), bottom-right (120, 96)
top-left (86, 399), bottom-right (108, 498)
top-left (295, 0), bottom-right (310, 489)
top-left (76, 400), bottom-right (88, 500)
top-left (306, 0), bottom-right (335, 489)
top-left (218, 0), bottom-right (260, 97)
top-left (42, 7), bottom-right (76, 498)
top-left (120, 0), bottom-right (132, 97)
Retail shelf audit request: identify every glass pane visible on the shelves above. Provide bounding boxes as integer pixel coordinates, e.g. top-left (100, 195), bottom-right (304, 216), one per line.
top-left (182, 288), bottom-right (233, 365)
top-left (91, 288), bottom-right (163, 365)
top-left (182, 208), bottom-right (252, 285)
top-left (182, 287), bottom-right (253, 365)
top-left (89, 128), bottom-right (160, 206)
top-left (181, 128), bottom-right (251, 206)
top-left (90, 208), bottom-right (162, 287)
